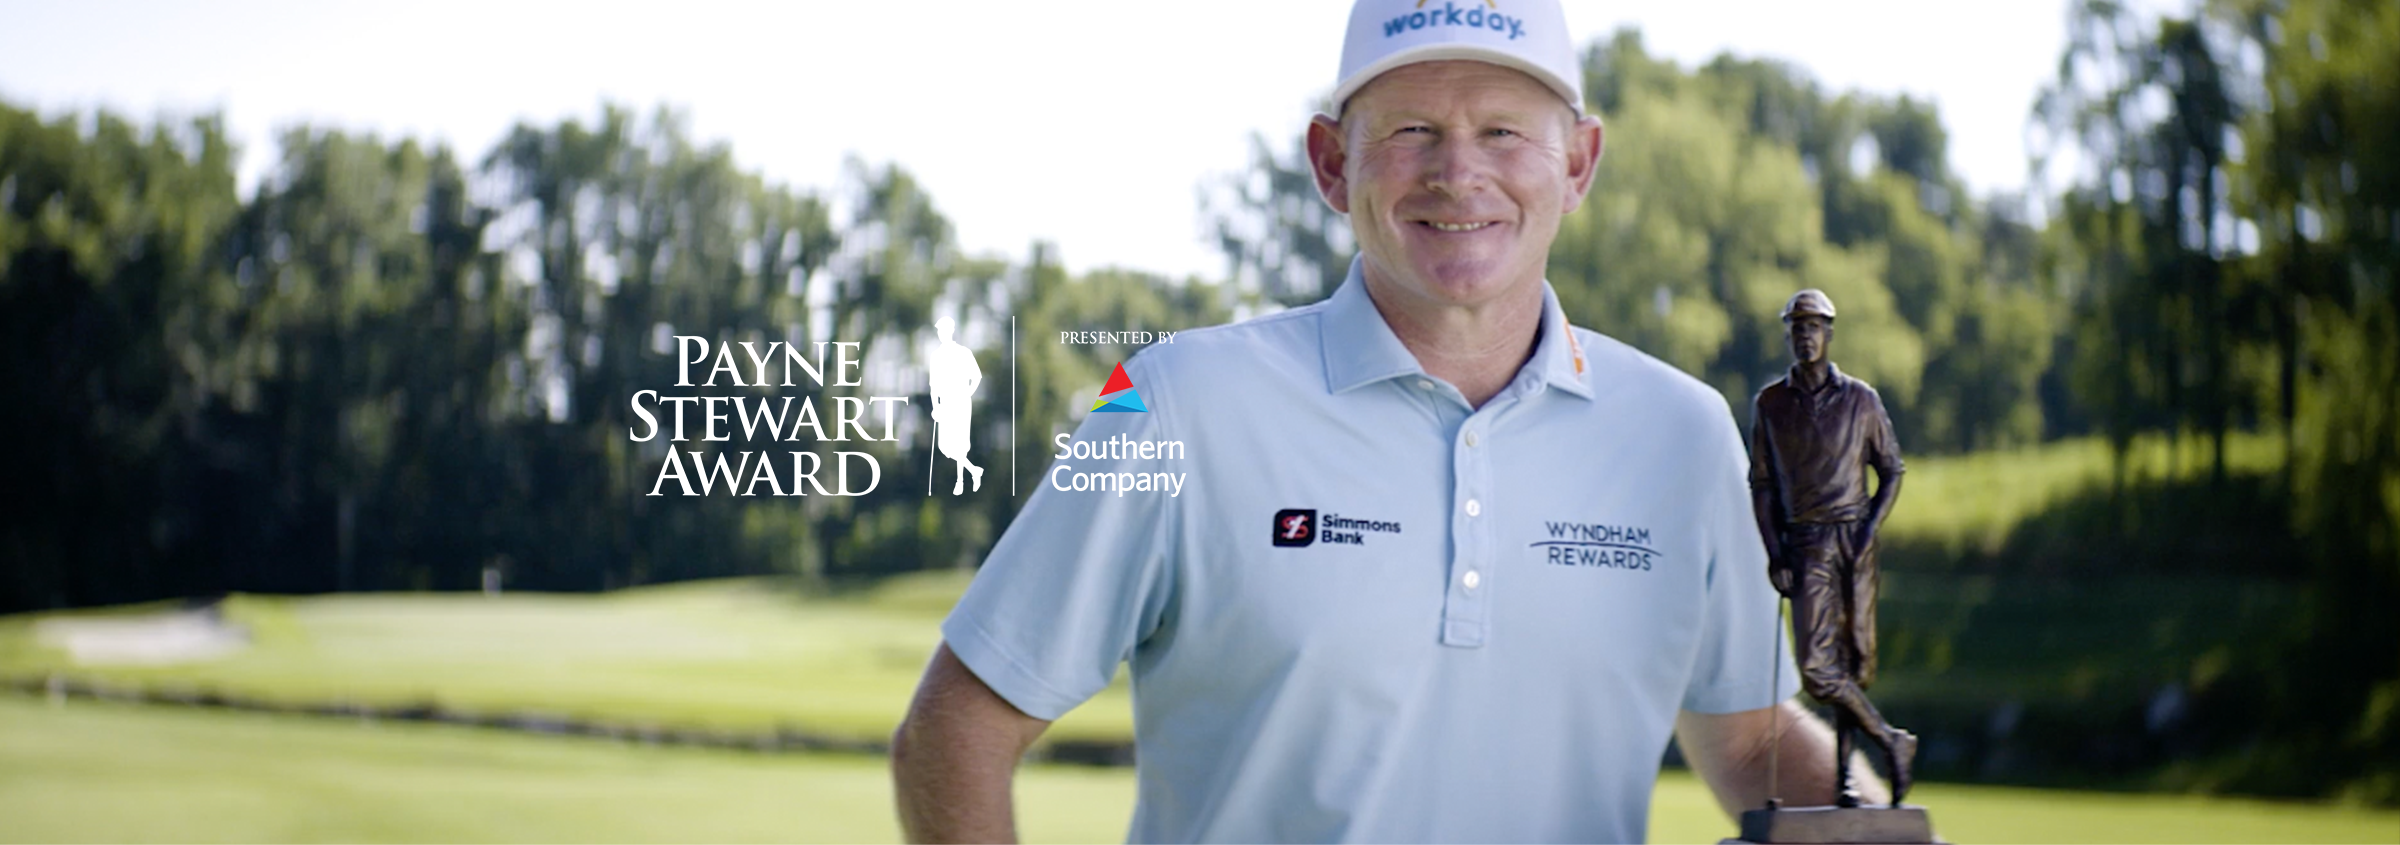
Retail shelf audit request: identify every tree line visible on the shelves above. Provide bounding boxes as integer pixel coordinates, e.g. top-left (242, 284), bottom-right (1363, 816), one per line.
top-left (0, 101), bottom-right (1235, 610)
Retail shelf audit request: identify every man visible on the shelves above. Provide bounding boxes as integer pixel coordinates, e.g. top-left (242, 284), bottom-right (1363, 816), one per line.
top-left (928, 316), bottom-right (985, 495)
top-left (1748, 289), bottom-right (1916, 806)
top-left (893, 2), bottom-right (1884, 840)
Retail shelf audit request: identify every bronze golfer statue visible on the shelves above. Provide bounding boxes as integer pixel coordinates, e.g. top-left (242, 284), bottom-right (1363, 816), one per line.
top-left (1739, 289), bottom-right (1931, 844)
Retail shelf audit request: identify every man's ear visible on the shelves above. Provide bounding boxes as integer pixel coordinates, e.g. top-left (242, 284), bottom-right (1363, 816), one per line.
top-left (1306, 114), bottom-right (1351, 215)
top-left (1561, 115), bottom-right (1605, 214)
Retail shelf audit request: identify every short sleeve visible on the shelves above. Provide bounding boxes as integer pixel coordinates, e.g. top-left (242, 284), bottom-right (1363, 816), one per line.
top-left (1866, 388), bottom-right (1904, 476)
top-left (1746, 395), bottom-right (1775, 491)
top-left (1682, 405), bottom-right (1801, 714)
top-left (940, 357), bottom-right (1180, 721)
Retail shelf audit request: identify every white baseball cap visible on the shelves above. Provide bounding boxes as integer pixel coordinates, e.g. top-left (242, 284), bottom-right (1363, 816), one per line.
top-left (1332, 0), bottom-right (1586, 117)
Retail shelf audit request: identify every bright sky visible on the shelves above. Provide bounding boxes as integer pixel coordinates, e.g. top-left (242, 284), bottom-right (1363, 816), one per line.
top-left (3, 1), bottom-right (2078, 281)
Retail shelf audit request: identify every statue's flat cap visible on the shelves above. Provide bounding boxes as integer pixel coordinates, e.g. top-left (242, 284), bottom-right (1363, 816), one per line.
top-left (1781, 289), bottom-right (1836, 321)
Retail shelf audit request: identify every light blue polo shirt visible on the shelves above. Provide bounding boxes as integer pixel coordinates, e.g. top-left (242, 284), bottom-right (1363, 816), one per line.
top-left (944, 259), bottom-right (1798, 843)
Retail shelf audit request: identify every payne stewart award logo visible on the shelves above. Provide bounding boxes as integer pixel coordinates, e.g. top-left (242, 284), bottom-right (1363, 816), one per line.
top-left (627, 313), bottom-right (1019, 499)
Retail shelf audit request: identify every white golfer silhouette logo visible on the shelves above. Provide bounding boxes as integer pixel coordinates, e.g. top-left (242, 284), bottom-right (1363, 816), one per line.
top-left (928, 316), bottom-right (984, 494)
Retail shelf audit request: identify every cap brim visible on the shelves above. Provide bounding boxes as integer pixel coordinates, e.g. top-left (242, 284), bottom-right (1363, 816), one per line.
top-left (1331, 43), bottom-right (1585, 118)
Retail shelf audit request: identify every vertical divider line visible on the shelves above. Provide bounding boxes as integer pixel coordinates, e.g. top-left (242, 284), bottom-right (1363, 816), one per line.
top-left (1011, 316), bottom-right (1017, 497)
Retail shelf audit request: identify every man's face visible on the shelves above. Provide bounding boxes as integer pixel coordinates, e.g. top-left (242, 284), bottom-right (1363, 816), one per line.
top-left (1786, 315), bottom-right (1832, 366)
top-left (1307, 61), bottom-right (1602, 311)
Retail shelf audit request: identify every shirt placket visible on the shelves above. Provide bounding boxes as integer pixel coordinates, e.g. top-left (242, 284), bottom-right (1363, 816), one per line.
top-left (1440, 378), bottom-right (1531, 648)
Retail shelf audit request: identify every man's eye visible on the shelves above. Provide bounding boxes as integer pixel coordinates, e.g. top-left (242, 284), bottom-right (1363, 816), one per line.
top-left (1487, 127), bottom-right (1519, 138)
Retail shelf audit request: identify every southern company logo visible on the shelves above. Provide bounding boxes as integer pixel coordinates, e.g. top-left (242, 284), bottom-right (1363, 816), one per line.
top-left (1047, 360), bottom-right (1184, 497)
top-left (1090, 362), bottom-right (1147, 413)
top-left (1386, 0), bottom-right (1523, 41)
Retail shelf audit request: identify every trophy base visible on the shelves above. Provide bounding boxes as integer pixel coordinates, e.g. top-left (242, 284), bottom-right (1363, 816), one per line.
top-left (1728, 804), bottom-right (1934, 844)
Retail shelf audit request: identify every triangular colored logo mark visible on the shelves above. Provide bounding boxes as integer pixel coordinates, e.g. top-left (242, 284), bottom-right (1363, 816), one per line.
top-left (1090, 362), bottom-right (1147, 413)
top-left (1099, 362), bottom-right (1134, 396)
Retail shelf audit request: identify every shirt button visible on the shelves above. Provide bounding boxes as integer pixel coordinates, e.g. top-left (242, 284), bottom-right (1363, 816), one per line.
top-left (1464, 430), bottom-right (1479, 448)
top-left (1462, 569), bottom-right (1482, 591)
top-left (1416, 378), bottom-right (1435, 391)
top-left (1465, 499), bottom-right (1482, 517)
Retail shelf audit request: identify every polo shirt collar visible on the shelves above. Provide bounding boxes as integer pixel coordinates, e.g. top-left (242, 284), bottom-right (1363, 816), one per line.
top-left (1528, 281), bottom-right (1596, 400)
top-left (1319, 257), bottom-right (1594, 400)
top-left (1787, 361), bottom-right (1848, 396)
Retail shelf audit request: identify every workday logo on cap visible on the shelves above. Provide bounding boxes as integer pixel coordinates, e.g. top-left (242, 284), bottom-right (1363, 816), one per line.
top-left (1385, 0), bottom-right (1523, 40)
top-left (1333, 0), bottom-right (1584, 117)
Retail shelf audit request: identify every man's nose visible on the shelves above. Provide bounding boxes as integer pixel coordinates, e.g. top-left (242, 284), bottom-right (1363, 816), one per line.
top-left (1423, 138), bottom-right (1490, 198)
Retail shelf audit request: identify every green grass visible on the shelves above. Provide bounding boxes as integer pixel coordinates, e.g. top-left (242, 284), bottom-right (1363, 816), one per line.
top-left (0, 573), bottom-right (1129, 746)
top-left (1855, 432), bottom-right (2307, 730)
top-left (0, 433), bottom-right (2281, 749)
top-left (0, 436), bottom-right (2284, 744)
top-left (5, 696), bottom-right (2394, 844)
top-left (1871, 571), bottom-right (2303, 710)
top-left (0, 428), bottom-right (2361, 832)
top-left (1880, 431), bottom-right (2285, 556)
top-left (0, 435), bottom-right (2294, 753)
top-left (0, 693), bottom-right (1126, 844)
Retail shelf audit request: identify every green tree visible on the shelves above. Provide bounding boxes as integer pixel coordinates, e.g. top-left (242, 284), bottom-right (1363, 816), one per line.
top-left (1204, 129), bottom-right (1353, 308)
top-left (2225, 0), bottom-right (2400, 800)
top-left (0, 105), bottom-right (240, 608)
top-left (2039, 1), bottom-right (2258, 481)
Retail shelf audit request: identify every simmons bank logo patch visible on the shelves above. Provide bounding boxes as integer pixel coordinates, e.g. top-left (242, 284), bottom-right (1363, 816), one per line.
top-left (1272, 508), bottom-right (1403, 548)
